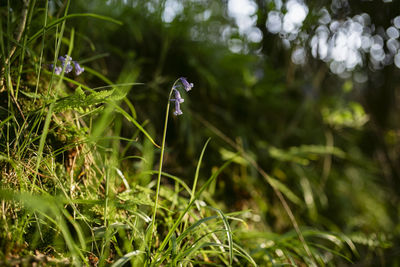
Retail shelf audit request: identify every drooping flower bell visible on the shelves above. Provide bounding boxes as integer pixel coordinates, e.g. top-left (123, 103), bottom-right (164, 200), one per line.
top-left (180, 77), bottom-right (194, 92)
top-left (49, 64), bottom-right (62, 75)
top-left (170, 88), bottom-right (184, 116)
top-left (73, 61), bottom-right (85, 75)
top-left (172, 88), bottom-right (184, 103)
top-left (170, 78), bottom-right (193, 116)
top-left (173, 100), bottom-right (183, 116)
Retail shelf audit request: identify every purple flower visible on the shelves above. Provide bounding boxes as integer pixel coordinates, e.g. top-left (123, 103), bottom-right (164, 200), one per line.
top-left (173, 101), bottom-right (183, 116)
top-left (55, 66), bottom-right (62, 75)
top-left (170, 89), bottom-right (184, 116)
top-left (180, 77), bottom-right (193, 92)
top-left (65, 63), bottom-right (73, 73)
top-left (171, 88), bottom-right (184, 103)
top-left (49, 64), bottom-right (62, 75)
top-left (58, 55), bottom-right (73, 73)
top-left (63, 56), bottom-right (73, 73)
top-left (59, 55), bottom-right (72, 63)
top-left (73, 61), bottom-right (85, 76)
top-left (170, 77), bottom-right (193, 116)
top-left (51, 55), bottom-right (85, 76)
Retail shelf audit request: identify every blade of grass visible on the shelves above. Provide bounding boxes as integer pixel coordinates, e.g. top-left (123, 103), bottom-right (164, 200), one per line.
top-left (32, 0), bottom-right (48, 104)
top-left (153, 155), bottom-right (237, 264)
top-left (207, 206), bottom-right (233, 265)
top-left (139, 170), bottom-right (192, 196)
top-left (28, 13), bottom-right (122, 45)
top-left (191, 138), bottom-right (211, 202)
top-left (15, 0), bottom-right (35, 101)
top-left (111, 250), bottom-right (145, 267)
top-left (113, 104), bottom-right (159, 148)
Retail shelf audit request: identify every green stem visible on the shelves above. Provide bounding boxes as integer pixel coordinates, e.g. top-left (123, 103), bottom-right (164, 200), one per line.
top-left (148, 79), bottom-right (180, 256)
top-left (33, 0), bottom-right (48, 105)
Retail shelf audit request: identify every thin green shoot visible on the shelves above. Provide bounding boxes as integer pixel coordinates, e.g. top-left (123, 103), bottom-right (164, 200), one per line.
top-left (148, 78), bottom-right (180, 252)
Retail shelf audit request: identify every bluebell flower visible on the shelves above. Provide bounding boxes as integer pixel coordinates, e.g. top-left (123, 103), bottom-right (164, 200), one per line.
top-left (49, 64), bottom-right (62, 75)
top-left (73, 61), bottom-right (84, 76)
top-left (172, 88), bottom-right (184, 103)
top-left (59, 55), bottom-right (72, 63)
top-left (170, 78), bottom-right (194, 116)
top-left (50, 55), bottom-right (84, 76)
top-left (65, 64), bottom-right (73, 73)
top-left (173, 101), bottom-right (183, 116)
top-left (180, 77), bottom-right (193, 92)
top-left (59, 55), bottom-right (73, 73)
top-left (170, 88), bottom-right (184, 115)
top-left (55, 66), bottom-right (62, 75)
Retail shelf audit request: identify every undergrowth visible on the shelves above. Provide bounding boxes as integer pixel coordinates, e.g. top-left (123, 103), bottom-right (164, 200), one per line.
top-left (0, 1), bottom-right (381, 266)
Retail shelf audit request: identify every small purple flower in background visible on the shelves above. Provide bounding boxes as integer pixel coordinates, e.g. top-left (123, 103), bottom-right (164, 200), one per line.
top-left (49, 55), bottom-right (84, 76)
top-left (59, 55), bottom-right (73, 73)
top-left (73, 61), bottom-right (84, 76)
top-left (65, 64), bottom-right (73, 73)
top-left (54, 66), bottom-right (62, 75)
top-left (49, 64), bottom-right (62, 75)
top-left (59, 55), bottom-right (72, 64)
top-left (180, 77), bottom-right (194, 92)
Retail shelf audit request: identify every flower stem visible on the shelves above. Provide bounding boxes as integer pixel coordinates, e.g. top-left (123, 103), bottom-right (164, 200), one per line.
top-left (148, 79), bottom-right (180, 258)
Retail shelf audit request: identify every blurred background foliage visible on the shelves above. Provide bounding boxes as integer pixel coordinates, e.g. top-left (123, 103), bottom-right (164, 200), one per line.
top-left (2, 0), bottom-right (400, 265)
top-left (73, 0), bottom-right (400, 264)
